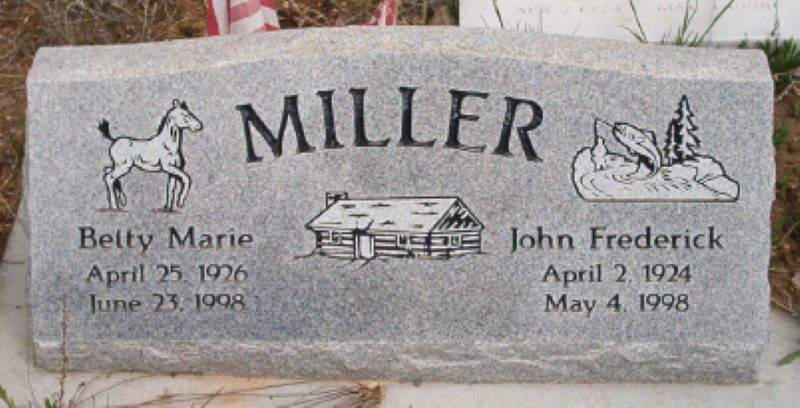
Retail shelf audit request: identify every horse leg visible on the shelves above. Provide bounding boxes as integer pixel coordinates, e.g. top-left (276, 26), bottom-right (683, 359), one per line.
top-left (162, 166), bottom-right (191, 208)
top-left (176, 171), bottom-right (191, 208)
top-left (175, 170), bottom-right (191, 208)
top-left (103, 165), bottom-right (131, 210)
top-left (103, 170), bottom-right (117, 209)
top-left (164, 175), bottom-right (178, 211)
top-left (115, 179), bottom-right (127, 208)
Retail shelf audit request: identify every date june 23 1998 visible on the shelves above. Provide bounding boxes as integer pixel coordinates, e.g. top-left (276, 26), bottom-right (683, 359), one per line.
top-left (86, 263), bottom-right (248, 314)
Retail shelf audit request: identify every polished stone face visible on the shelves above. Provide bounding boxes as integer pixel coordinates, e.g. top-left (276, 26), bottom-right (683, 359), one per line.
top-left (26, 27), bottom-right (773, 383)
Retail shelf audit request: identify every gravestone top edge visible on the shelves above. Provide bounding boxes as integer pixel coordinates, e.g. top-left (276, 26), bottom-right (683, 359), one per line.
top-left (27, 27), bottom-right (770, 85)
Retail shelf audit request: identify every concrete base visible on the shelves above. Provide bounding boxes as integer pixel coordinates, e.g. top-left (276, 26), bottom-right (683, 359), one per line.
top-left (2, 220), bottom-right (799, 407)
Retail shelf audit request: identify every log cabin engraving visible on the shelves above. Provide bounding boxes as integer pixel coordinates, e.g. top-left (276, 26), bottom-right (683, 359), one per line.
top-left (306, 193), bottom-right (484, 260)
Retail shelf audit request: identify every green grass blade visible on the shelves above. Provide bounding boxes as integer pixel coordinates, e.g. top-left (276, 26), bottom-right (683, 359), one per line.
top-left (696, 0), bottom-right (735, 45)
top-left (779, 349), bottom-right (800, 366)
top-left (677, 0), bottom-right (694, 43)
top-left (626, 0), bottom-right (648, 43)
top-left (0, 384), bottom-right (15, 408)
top-left (492, 0), bottom-right (505, 29)
top-left (774, 122), bottom-right (790, 148)
top-left (620, 26), bottom-right (647, 43)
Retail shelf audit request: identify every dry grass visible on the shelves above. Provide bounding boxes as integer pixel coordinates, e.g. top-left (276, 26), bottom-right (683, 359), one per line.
top-left (770, 85), bottom-right (800, 315)
top-left (3, 377), bottom-right (384, 407)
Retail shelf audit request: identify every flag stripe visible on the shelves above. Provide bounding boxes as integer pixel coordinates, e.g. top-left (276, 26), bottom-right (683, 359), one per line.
top-left (206, 0), bottom-right (221, 35)
top-left (230, 7), bottom-right (279, 33)
top-left (229, 0), bottom-right (263, 22)
top-left (208, 0), bottom-right (278, 35)
top-left (258, 5), bottom-right (280, 29)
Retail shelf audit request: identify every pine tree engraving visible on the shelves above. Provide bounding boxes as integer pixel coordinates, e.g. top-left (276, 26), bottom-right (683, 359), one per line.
top-left (664, 95), bottom-right (700, 165)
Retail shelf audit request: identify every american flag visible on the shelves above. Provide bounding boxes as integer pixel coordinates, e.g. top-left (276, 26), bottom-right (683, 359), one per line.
top-left (207, 0), bottom-right (396, 35)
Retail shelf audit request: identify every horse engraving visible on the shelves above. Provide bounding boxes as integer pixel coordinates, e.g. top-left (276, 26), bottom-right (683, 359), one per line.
top-left (98, 99), bottom-right (203, 211)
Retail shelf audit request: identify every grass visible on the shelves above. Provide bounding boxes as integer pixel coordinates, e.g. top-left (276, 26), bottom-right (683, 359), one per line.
top-left (780, 316), bottom-right (800, 365)
top-left (770, 91), bottom-right (800, 319)
top-left (772, 212), bottom-right (800, 244)
top-left (0, 378), bottom-right (384, 407)
top-left (487, 0), bottom-right (540, 31)
top-left (752, 38), bottom-right (800, 75)
top-left (491, 0), bottom-right (504, 29)
top-left (740, 38), bottom-right (800, 94)
top-left (0, 385), bottom-right (14, 407)
top-left (622, 0), bottom-right (735, 46)
top-left (775, 122), bottom-right (791, 148)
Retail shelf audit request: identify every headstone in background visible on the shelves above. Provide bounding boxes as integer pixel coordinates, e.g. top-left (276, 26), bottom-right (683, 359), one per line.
top-left (460, 0), bottom-right (800, 44)
top-left (27, 27), bottom-right (773, 383)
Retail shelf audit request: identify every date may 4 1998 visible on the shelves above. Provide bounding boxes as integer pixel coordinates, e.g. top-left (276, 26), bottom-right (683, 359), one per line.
top-left (542, 263), bottom-right (692, 317)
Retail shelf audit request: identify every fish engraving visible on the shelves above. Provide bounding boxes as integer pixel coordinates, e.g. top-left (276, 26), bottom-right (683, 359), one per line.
top-left (597, 119), bottom-right (662, 177)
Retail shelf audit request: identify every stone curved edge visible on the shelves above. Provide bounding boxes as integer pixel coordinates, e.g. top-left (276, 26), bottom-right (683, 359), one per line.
top-left (34, 340), bottom-right (762, 384)
top-left (27, 27), bottom-right (772, 85)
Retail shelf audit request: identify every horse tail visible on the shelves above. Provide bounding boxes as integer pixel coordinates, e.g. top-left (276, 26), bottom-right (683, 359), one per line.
top-left (98, 119), bottom-right (114, 141)
top-left (113, 179), bottom-right (127, 208)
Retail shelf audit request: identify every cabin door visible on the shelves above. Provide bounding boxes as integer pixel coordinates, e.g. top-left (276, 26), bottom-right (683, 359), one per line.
top-left (355, 233), bottom-right (375, 259)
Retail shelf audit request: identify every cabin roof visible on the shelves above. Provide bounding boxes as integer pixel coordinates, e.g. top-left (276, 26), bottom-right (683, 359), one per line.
top-left (306, 197), bottom-right (483, 233)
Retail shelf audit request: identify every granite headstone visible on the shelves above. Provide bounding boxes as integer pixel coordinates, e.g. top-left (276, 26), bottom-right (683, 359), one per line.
top-left (27, 27), bottom-right (773, 383)
top-left (460, 0), bottom-right (800, 44)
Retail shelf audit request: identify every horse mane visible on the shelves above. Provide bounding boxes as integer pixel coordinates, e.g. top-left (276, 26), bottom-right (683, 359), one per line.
top-left (156, 107), bottom-right (176, 134)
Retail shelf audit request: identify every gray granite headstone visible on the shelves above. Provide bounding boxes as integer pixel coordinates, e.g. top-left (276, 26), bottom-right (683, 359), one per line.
top-left (26, 27), bottom-right (773, 383)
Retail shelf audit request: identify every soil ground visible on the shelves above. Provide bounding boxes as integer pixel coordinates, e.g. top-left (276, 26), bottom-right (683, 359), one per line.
top-left (1, 0), bottom-right (799, 314)
top-left (768, 88), bottom-right (800, 314)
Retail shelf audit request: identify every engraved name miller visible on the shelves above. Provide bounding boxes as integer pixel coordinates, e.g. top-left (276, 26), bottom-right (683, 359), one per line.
top-left (238, 88), bottom-right (545, 162)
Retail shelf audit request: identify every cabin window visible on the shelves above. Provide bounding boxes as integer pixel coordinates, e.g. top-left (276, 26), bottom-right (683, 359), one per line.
top-left (450, 235), bottom-right (461, 248)
top-left (397, 235), bottom-right (408, 247)
top-left (331, 232), bottom-right (341, 244)
top-left (319, 231), bottom-right (330, 241)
